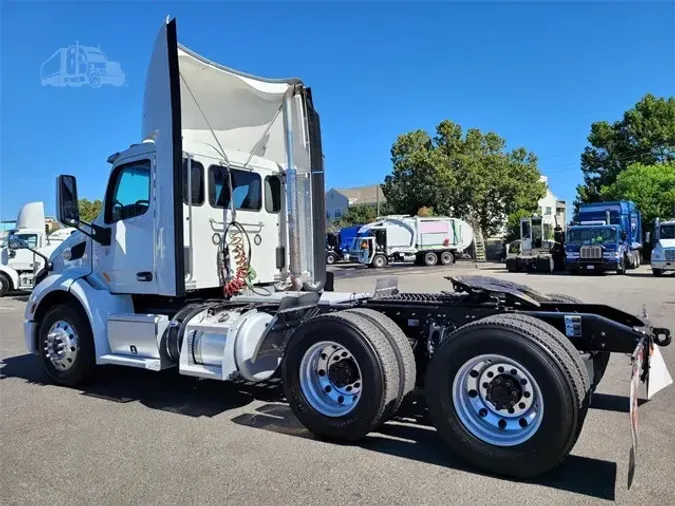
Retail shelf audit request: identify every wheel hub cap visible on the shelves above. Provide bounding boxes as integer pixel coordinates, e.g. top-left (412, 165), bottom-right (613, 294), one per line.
top-left (452, 354), bottom-right (543, 446)
top-left (44, 321), bottom-right (79, 371)
top-left (299, 341), bottom-right (363, 417)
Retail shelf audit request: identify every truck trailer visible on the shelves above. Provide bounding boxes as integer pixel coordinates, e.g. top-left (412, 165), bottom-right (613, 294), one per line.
top-left (350, 215), bottom-right (474, 268)
top-left (0, 202), bottom-right (75, 296)
top-left (11, 18), bottom-right (673, 487)
top-left (565, 201), bottom-right (643, 275)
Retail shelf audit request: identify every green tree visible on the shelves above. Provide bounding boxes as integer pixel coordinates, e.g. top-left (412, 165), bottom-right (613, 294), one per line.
top-left (383, 120), bottom-right (546, 236)
top-left (78, 198), bottom-right (103, 222)
top-left (599, 163), bottom-right (675, 229)
top-left (576, 94), bottom-right (675, 205)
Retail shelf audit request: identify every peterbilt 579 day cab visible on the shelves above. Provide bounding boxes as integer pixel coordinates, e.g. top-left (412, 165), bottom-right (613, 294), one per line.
top-left (12, 18), bottom-right (673, 487)
top-left (0, 202), bottom-right (75, 296)
top-left (651, 218), bottom-right (675, 276)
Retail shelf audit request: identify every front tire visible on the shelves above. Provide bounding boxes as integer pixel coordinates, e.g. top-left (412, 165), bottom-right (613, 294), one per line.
top-left (37, 303), bottom-right (95, 386)
top-left (326, 253), bottom-right (337, 265)
top-left (616, 257), bottom-right (626, 275)
top-left (371, 254), bottom-right (387, 268)
top-left (652, 268), bottom-right (664, 277)
top-left (0, 273), bottom-right (10, 297)
top-left (282, 312), bottom-right (401, 442)
top-left (425, 314), bottom-right (586, 479)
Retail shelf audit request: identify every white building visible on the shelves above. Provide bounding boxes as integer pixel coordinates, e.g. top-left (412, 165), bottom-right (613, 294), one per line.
top-left (538, 176), bottom-right (566, 227)
top-left (325, 184), bottom-right (386, 222)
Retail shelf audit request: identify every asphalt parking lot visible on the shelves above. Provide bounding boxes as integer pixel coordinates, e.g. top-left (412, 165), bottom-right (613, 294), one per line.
top-left (1, 263), bottom-right (674, 505)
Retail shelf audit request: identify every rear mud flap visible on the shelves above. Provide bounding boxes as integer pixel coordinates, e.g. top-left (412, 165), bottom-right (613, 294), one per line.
top-left (627, 337), bottom-right (673, 489)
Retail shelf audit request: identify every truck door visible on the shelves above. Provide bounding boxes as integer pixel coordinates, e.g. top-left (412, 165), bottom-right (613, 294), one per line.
top-left (520, 219), bottom-right (532, 251)
top-left (9, 232), bottom-right (40, 271)
top-left (92, 154), bottom-right (157, 294)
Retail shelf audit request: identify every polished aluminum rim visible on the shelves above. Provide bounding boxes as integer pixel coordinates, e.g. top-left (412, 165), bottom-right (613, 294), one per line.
top-left (452, 354), bottom-right (544, 446)
top-left (44, 320), bottom-right (79, 371)
top-left (299, 341), bottom-right (362, 417)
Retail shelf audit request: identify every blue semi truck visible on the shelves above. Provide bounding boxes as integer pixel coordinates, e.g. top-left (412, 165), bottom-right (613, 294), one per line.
top-left (565, 201), bottom-right (643, 275)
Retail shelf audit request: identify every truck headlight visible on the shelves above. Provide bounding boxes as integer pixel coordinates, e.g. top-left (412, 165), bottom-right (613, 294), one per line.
top-left (652, 248), bottom-right (664, 260)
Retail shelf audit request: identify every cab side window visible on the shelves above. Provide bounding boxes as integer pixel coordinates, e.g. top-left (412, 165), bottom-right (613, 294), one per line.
top-left (265, 176), bottom-right (281, 213)
top-left (183, 159), bottom-right (205, 206)
top-left (16, 234), bottom-right (38, 248)
top-left (105, 160), bottom-right (151, 224)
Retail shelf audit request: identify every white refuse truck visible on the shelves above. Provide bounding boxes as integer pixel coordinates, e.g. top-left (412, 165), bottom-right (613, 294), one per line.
top-left (350, 215), bottom-right (474, 268)
top-left (650, 218), bottom-right (675, 276)
top-left (9, 17), bottom-right (673, 487)
top-left (0, 202), bottom-right (75, 296)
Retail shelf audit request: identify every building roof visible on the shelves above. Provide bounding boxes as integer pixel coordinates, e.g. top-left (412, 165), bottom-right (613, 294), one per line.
top-left (332, 184), bottom-right (386, 205)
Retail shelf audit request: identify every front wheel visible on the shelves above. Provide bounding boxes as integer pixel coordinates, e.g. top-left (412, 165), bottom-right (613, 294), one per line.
top-left (652, 268), bottom-right (664, 277)
top-left (616, 257), bottom-right (626, 275)
top-left (424, 314), bottom-right (586, 479)
top-left (37, 303), bottom-right (95, 386)
top-left (0, 273), bottom-right (10, 297)
top-left (326, 253), bottom-right (337, 265)
top-left (371, 254), bottom-right (387, 268)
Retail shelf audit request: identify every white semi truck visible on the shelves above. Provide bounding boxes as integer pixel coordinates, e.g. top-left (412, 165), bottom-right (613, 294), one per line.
top-left (0, 202), bottom-right (75, 296)
top-left (650, 218), bottom-right (675, 276)
top-left (350, 215), bottom-right (474, 268)
top-left (10, 17), bottom-right (673, 486)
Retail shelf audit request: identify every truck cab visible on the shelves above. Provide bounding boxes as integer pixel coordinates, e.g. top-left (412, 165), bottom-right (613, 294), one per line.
top-left (565, 201), bottom-right (643, 275)
top-left (0, 202), bottom-right (76, 296)
top-left (651, 218), bottom-right (675, 276)
top-left (564, 224), bottom-right (625, 274)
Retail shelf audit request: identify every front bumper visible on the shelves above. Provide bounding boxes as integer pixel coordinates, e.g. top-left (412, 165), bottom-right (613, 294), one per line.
top-left (24, 319), bottom-right (37, 355)
top-left (566, 257), bottom-right (621, 272)
top-left (651, 260), bottom-right (674, 270)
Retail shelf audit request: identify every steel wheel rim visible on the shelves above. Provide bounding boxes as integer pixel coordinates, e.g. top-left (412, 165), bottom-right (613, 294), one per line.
top-left (452, 353), bottom-right (544, 446)
top-left (299, 341), bottom-right (363, 417)
top-left (44, 320), bottom-right (79, 371)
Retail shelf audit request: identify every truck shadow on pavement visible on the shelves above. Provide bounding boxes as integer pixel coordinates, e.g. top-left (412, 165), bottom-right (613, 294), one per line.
top-left (2, 353), bottom-right (618, 500)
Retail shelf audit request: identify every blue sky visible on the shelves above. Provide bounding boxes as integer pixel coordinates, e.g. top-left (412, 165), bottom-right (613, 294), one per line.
top-left (1, 1), bottom-right (673, 223)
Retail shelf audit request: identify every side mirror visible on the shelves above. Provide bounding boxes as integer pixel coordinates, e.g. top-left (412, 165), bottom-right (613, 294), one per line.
top-left (56, 175), bottom-right (81, 225)
top-left (7, 235), bottom-right (29, 251)
top-left (621, 230), bottom-right (627, 241)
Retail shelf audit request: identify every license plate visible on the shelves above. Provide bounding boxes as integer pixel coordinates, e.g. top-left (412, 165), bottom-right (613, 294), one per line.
top-left (628, 337), bottom-right (646, 489)
top-left (586, 265), bottom-right (595, 270)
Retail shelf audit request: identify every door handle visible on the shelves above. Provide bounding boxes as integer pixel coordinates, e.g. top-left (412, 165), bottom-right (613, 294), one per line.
top-left (136, 272), bottom-right (153, 282)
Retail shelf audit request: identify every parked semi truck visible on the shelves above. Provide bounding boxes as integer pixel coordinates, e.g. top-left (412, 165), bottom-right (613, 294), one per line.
top-left (506, 215), bottom-right (565, 274)
top-left (565, 201), bottom-right (642, 275)
top-left (10, 18), bottom-right (673, 487)
top-left (651, 217), bottom-right (675, 276)
top-left (350, 215), bottom-right (474, 268)
top-left (0, 202), bottom-right (75, 296)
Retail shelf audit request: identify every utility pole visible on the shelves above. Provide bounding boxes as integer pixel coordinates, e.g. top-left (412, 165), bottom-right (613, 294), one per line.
top-left (376, 185), bottom-right (381, 216)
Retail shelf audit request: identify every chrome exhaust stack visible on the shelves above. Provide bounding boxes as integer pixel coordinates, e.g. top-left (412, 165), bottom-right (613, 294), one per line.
top-left (282, 86), bottom-right (325, 292)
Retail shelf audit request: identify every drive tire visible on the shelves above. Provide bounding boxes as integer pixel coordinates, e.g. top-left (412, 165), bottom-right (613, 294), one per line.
top-left (423, 252), bottom-right (438, 266)
top-left (440, 251), bottom-right (454, 265)
top-left (505, 258), bottom-right (518, 272)
top-left (371, 254), bottom-right (387, 269)
top-left (37, 303), bottom-right (95, 386)
top-left (282, 311), bottom-right (401, 442)
top-left (424, 313), bottom-right (585, 479)
top-left (0, 273), bottom-right (10, 297)
top-left (343, 308), bottom-right (417, 424)
top-left (616, 256), bottom-right (626, 275)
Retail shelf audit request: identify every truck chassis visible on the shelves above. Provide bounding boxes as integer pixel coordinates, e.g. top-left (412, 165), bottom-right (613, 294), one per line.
top-left (26, 274), bottom-right (672, 486)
